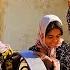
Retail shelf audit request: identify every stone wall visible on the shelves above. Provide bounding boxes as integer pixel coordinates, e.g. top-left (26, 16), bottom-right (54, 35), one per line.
top-left (0, 0), bottom-right (7, 40)
top-left (3, 0), bottom-right (70, 51)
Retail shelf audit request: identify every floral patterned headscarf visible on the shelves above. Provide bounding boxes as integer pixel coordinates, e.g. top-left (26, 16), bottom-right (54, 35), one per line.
top-left (0, 41), bottom-right (13, 59)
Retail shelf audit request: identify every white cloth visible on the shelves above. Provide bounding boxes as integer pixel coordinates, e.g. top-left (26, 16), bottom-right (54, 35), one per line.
top-left (25, 57), bottom-right (47, 70)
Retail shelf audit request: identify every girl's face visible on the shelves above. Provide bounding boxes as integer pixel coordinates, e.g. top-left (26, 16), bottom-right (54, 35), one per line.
top-left (45, 28), bottom-right (61, 48)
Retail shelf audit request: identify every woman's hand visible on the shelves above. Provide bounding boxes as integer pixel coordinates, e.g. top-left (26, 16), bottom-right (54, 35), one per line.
top-left (36, 52), bottom-right (60, 70)
top-left (36, 52), bottom-right (52, 62)
top-left (52, 58), bottom-right (60, 70)
top-left (36, 52), bottom-right (53, 69)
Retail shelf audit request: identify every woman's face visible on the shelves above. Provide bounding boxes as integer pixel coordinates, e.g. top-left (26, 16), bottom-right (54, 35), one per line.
top-left (45, 28), bottom-right (61, 48)
top-left (68, 0), bottom-right (70, 7)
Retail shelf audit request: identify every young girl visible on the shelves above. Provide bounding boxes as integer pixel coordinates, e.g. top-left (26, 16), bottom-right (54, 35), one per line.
top-left (19, 15), bottom-right (70, 70)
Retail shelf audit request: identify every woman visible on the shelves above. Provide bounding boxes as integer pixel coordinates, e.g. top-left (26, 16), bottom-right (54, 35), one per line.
top-left (19, 15), bottom-right (70, 70)
top-left (66, 0), bottom-right (70, 31)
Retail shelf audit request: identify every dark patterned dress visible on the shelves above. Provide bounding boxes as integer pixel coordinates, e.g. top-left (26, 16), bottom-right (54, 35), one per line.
top-left (66, 8), bottom-right (70, 31)
top-left (56, 41), bottom-right (70, 70)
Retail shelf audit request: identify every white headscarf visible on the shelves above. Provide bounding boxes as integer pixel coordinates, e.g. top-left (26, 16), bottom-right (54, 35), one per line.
top-left (35, 14), bottom-right (64, 58)
top-left (37, 14), bottom-right (63, 48)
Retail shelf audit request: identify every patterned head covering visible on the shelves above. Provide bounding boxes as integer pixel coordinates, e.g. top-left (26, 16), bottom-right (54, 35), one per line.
top-left (0, 41), bottom-right (10, 53)
top-left (0, 41), bottom-right (13, 59)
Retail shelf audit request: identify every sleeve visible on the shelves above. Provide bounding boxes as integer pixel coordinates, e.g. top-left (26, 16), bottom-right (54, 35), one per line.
top-left (59, 42), bottom-right (70, 70)
top-left (19, 57), bottom-right (30, 70)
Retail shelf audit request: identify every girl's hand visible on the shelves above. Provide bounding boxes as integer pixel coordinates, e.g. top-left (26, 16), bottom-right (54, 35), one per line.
top-left (36, 52), bottom-right (52, 62)
top-left (36, 52), bottom-right (60, 70)
top-left (52, 58), bottom-right (60, 70)
top-left (36, 52), bottom-right (53, 69)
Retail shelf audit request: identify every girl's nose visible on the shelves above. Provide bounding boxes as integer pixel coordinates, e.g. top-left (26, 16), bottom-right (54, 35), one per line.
top-left (53, 38), bottom-right (58, 43)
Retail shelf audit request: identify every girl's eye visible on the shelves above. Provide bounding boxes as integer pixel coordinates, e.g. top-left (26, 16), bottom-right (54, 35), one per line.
top-left (56, 35), bottom-right (61, 38)
top-left (47, 35), bottom-right (53, 39)
top-left (46, 34), bottom-right (61, 39)
top-left (56, 36), bottom-right (60, 38)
